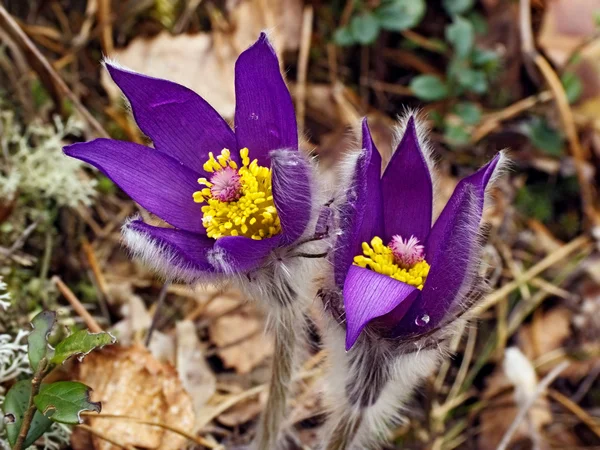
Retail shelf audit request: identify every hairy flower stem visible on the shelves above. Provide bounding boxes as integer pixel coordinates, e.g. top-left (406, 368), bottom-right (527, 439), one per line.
top-left (255, 308), bottom-right (297, 450)
top-left (13, 358), bottom-right (48, 450)
top-left (323, 411), bottom-right (363, 450)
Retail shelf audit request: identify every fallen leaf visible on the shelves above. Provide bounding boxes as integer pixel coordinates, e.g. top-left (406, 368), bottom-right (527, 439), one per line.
top-left (72, 344), bottom-right (194, 450)
top-left (176, 320), bottom-right (216, 431)
top-left (209, 310), bottom-right (272, 374)
top-left (102, 0), bottom-right (302, 120)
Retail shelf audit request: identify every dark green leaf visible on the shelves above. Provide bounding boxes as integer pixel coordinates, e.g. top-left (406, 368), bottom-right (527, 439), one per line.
top-left (445, 16), bottom-right (474, 59)
top-left (28, 311), bottom-right (56, 371)
top-left (34, 381), bottom-right (101, 425)
top-left (561, 72), bottom-right (583, 104)
top-left (333, 26), bottom-right (355, 46)
top-left (3, 380), bottom-right (53, 447)
top-left (456, 69), bottom-right (488, 94)
top-left (349, 13), bottom-right (380, 45)
top-left (522, 117), bottom-right (565, 156)
top-left (410, 75), bottom-right (449, 101)
top-left (453, 102), bottom-right (482, 125)
top-left (51, 330), bottom-right (116, 365)
top-left (376, 0), bottom-right (426, 31)
top-left (443, 0), bottom-right (474, 15)
top-left (467, 11), bottom-right (489, 35)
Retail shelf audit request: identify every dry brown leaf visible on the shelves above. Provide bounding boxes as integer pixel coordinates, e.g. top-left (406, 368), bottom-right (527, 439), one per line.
top-left (217, 398), bottom-right (263, 427)
top-left (176, 320), bottom-right (217, 431)
top-left (519, 306), bottom-right (599, 380)
top-left (73, 344), bottom-right (194, 450)
top-left (209, 310), bottom-right (272, 374)
top-left (479, 368), bottom-right (552, 450)
top-left (102, 0), bottom-right (302, 120)
top-left (538, 0), bottom-right (600, 66)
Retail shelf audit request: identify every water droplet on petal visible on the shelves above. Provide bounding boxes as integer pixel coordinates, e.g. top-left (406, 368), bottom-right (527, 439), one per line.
top-left (415, 314), bottom-right (430, 327)
top-left (249, 113), bottom-right (259, 120)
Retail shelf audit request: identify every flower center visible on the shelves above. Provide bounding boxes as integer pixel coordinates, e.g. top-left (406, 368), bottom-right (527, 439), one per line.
top-left (353, 235), bottom-right (430, 290)
top-left (193, 148), bottom-right (281, 240)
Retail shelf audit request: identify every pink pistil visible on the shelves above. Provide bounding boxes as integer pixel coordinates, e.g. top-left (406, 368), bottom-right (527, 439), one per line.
top-left (210, 167), bottom-right (242, 202)
top-left (389, 235), bottom-right (425, 268)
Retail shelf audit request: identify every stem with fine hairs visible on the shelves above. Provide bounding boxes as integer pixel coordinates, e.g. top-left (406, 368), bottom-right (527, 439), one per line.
top-left (254, 307), bottom-right (298, 450)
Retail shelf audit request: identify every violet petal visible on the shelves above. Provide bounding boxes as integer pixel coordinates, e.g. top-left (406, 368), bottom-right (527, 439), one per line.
top-left (234, 33), bottom-right (298, 166)
top-left (105, 63), bottom-right (237, 173)
top-left (381, 117), bottom-right (432, 243)
top-left (395, 154), bottom-right (502, 336)
top-left (270, 150), bottom-right (312, 244)
top-left (64, 139), bottom-right (204, 233)
top-left (333, 119), bottom-right (383, 287)
top-left (126, 220), bottom-right (215, 273)
top-left (344, 265), bottom-right (419, 350)
top-left (212, 235), bottom-right (282, 273)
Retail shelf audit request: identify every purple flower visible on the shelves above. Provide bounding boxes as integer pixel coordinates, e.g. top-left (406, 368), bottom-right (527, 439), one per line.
top-left (335, 115), bottom-right (505, 350)
top-left (64, 33), bottom-right (316, 281)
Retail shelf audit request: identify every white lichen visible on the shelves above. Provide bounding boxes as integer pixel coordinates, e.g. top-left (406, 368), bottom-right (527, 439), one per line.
top-left (0, 277), bottom-right (9, 311)
top-left (0, 110), bottom-right (97, 208)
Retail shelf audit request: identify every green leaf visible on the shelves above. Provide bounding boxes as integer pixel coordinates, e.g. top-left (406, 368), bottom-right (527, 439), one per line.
top-left (444, 124), bottom-right (471, 147)
top-left (375, 0), bottom-right (426, 31)
top-left (3, 380), bottom-right (53, 447)
top-left (453, 102), bottom-right (482, 125)
top-left (333, 26), bottom-right (355, 46)
top-left (349, 13), bottom-right (380, 45)
top-left (410, 75), bottom-right (449, 101)
top-left (28, 311), bottom-right (56, 371)
top-left (443, 0), bottom-right (475, 15)
top-left (472, 48), bottom-right (500, 73)
top-left (456, 68), bottom-right (488, 94)
top-left (445, 16), bottom-right (474, 59)
top-left (561, 72), bottom-right (583, 104)
top-left (467, 11), bottom-right (489, 35)
top-left (34, 381), bottom-right (101, 425)
top-left (50, 330), bottom-right (116, 365)
top-left (522, 117), bottom-right (565, 156)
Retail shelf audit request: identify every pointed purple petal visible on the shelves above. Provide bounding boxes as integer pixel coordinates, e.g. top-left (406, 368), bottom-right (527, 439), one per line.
top-left (344, 265), bottom-right (419, 350)
top-left (334, 119), bottom-right (383, 287)
top-left (270, 150), bottom-right (312, 244)
top-left (64, 139), bottom-right (204, 233)
top-left (105, 63), bottom-right (237, 173)
top-left (212, 235), bottom-right (282, 273)
top-left (381, 117), bottom-right (432, 243)
top-left (426, 154), bottom-right (502, 262)
top-left (395, 154), bottom-right (502, 335)
top-left (125, 220), bottom-right (215, 273)
top-left (234, 33), bottom-right (298, 166)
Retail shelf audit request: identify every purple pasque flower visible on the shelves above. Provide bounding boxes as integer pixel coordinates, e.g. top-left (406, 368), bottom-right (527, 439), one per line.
top-left (64, 33), bottom-right (315, 281)
top-left (336, 115), bottom-right (504, 350)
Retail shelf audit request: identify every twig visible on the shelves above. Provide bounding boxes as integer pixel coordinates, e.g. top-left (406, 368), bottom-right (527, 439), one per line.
top-left (519, 0), bottom-right (600, 229)
top-left (548, 389), bottom-right (600, 440)
top-left (82, 240), bottom-right (111, 322)
top-left (52, 276), bottom-right (103, 333)
top-left (174, 0), bottom-right (203, 33)
top-left (496, 361), bottom-right (569, 450)
top-left (471, 91), bottom-right (553, 143)
top-left (296, 5), bottom-right (313, 135)
top-left (77, 423), bottom-right (139, 450)
top-left (0, 218), bottom-right (39, 261)
top-left (144, 282), bottom-right (170, 346)
top-left (13, 358), bottom-right (48, 450)
top-left (82, 414), bottom-right (221, 449)
top-left (97, 0), bottom-right (113, 55)
top-left (0, 5), bottom-right (109, 138)
top-left (474, 235), bottom-right (590, 313)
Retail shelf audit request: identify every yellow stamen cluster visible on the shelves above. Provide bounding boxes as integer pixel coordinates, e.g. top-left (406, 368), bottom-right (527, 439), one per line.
top-left (353, 237), bottom-right (430, 290)
top-left (193, 148), bottom-right (281, 240)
